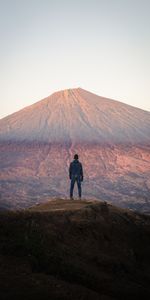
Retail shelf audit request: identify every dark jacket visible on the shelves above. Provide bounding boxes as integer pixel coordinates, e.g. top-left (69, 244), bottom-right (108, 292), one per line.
top-left (69, 159), bottom-right (83, 181)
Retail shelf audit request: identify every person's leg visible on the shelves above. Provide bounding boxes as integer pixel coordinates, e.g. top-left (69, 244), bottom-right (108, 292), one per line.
top-left (70, 177), bottom-right (75, 199)
top-left (77, 178), bottom-right (82, 199)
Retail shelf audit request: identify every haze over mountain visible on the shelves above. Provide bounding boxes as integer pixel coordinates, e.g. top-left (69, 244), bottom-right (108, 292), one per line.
top-left (0, 88), bottom-right (150, 211)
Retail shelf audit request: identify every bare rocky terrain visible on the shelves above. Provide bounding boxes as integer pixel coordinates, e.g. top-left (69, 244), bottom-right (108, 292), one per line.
top-left (0, 88), bottom-right (150, 212)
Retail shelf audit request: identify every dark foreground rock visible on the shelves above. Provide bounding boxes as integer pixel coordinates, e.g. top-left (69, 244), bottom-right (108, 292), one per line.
top-left (0, 199), bottom-right (150, 300)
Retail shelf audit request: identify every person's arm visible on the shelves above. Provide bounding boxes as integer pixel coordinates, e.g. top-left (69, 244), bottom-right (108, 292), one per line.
top-left (80, 163), bottom-right (83, 181)
top-left (69, 163), bottom-right (72, 179)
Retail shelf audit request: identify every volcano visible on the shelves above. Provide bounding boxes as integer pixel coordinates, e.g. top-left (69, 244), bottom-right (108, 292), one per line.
top-left (0, 88), bottom-right (150, 144)
top-left (0, 88), bottom-right (150, 211)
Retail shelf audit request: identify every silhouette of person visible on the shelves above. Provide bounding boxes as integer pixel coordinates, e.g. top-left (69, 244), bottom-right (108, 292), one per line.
top-left (69, 154), bottom-right (83, 200)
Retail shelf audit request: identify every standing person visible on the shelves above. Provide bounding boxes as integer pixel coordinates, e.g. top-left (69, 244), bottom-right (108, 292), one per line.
top-left (69, 154), bottom-right (83, 200)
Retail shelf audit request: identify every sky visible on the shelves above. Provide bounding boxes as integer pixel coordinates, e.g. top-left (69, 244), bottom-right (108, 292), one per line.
top-left (0, 0), bottom-right (150, 119)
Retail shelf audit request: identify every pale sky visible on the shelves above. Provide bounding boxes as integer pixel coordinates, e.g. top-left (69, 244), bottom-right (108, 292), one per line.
top-left (0, 0), bottom-right (150, 119)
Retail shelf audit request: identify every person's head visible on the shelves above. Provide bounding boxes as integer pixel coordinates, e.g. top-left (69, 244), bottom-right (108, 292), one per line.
top-left (74, 154), bottom-right (79, 160)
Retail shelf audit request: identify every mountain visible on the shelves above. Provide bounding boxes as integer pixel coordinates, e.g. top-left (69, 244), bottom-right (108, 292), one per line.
top-left (0, 199), bottom-right (150, 299)
top-left (0, 88), bottom-right (150, 144)
top-left (0, 88), bottom-right (150, 211)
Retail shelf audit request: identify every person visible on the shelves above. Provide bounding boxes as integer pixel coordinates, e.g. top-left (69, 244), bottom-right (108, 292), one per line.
top-left (69, 154), bottom-right (83, 200)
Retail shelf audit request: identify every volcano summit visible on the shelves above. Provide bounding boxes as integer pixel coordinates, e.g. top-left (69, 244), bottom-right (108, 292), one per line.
top-left (0, 88), bottom-right (150, 144)
top-left (0, 88), bottom-right (150, 211)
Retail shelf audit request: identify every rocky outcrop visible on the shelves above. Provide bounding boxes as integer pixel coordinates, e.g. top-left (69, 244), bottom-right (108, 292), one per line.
top-left (0, 199), bottom-right (150, 299)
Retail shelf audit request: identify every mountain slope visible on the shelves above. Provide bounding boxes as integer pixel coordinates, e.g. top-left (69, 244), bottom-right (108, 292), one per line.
top-left (0, 88), bottom-right (150, 144)
top-left (0, 199), bottom-right (150, 300)
top-left (0, 88), bottom-right (150, 211)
